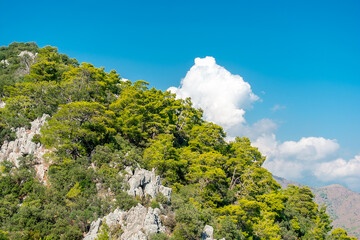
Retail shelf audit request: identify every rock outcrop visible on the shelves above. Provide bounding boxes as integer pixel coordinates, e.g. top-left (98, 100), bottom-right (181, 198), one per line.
top-left (201, 225), bottom-right (226, 240)
top-left (202, 225), bottom-right (214, 240)
top-left (18, 50), bottom-right (37, 59)
top-left (84, 204), bottom-right (165, 240)
top-left (125, 168), bottom-right (172, 201)
top-left (0, 114), bottom-right (51, 183)
top-left (17, 50), bottom-right (37, 74)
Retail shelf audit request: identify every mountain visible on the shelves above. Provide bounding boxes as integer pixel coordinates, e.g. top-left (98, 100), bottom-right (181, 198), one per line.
top-left (313, 185), bottom-right (360, 239)
top-left (0, 42), bottom-right (356, 240)
top-left (274, 176), bottom-right (360, 239)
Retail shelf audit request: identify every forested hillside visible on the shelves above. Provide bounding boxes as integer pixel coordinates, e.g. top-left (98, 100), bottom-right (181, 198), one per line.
top-left (0, 42), bottom-right (355, 240)
top-left (274, 176), bottom-right (360, 239)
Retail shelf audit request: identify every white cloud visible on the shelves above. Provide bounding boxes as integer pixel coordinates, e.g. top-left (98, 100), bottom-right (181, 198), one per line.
top-left (263, 158), bottom-right (305, 179)
top-left (227, 119), bottom-right (278, 141)
top-left (271, 104), bottom-right (286, 112)
top-left (253, 134), bottom-right (279, 158)
top-left (254, 134), bottom-right (339, 180)
top-left (315, 155), bottom-right (360, 181)
top-left (278, 137), bottom-right (339, 161)
top-left (168, 56), bottom-right (259, 131)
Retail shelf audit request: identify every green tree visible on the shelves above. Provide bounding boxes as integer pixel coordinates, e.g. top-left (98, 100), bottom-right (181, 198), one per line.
top-left (41, 101), bottom-right (116, 157)
top-left (330, 228), bottom-right (356, 240)
top-left (143, 134), bottom-right (186, 184)
top-left (28, 45), bottom-right (78, 83)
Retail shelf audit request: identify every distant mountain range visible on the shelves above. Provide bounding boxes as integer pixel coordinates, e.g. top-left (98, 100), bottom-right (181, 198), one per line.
top-left (274, 176), bottom-right (360, 239)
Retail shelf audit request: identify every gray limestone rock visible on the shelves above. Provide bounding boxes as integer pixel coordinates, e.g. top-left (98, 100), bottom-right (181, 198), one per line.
top-left (84, 204), bottom-right (165, 240)
top-left (0, 114), bottom-right (49, 167)
top-left (17, 51), bottom-right (37, 74)
top-left (126, 168), bottom-right (172, 201)
top-left (202, 225), bottom-right (214, 240)
top-left (85, 218), bottom-right (102, 240)
top-left (0, 114), bottom-right (51, 183)
top-left (18, 50), bottom-right (37, 58)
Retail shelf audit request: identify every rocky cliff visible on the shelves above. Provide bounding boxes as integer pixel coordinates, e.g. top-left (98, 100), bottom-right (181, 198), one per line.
top-left (0, 114), bottom-right (51, 182)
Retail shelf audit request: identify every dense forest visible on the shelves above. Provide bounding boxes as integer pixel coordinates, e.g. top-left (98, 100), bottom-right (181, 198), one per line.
top-left (0, 42), bottom-right (355, 240)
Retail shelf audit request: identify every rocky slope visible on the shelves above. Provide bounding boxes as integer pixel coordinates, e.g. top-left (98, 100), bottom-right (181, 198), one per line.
top-left (84, 168), bottom-right (171, 240)
top-left (274, 176), bottom-right (360, 239)
top-left (313, 185), bottom-right (360, 239)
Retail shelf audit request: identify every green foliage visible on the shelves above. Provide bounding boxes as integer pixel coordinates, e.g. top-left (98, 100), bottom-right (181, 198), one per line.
top-left (66, 182), bottom-right (82, 199)
top-left (32, 133), bottom-right (41, 144)
top-left (172, 203), bottom-right (204, 240)
top-left (144, 134), bottom-right (186, 184)
top-left (41, 101), bottom-right (116, 157)
top-left (188, 122), bottom-right (226, 152)
top-left (0, 230), bottom-right (9, 240)
top-left (28, 45), bottom-right (78, 83)
top-left (151, 200), bottom-right (161, 209)
top-left (215, 216), bottom-right (244, 240)
top-left (0, 95), bottom-right (34, 128)
top-left (149, 232), bottom-right (169, 240)
top-left (331, 228), bottom-right (357, 240)
top-left (110, 82), bottom-right (202, 146)
top-left (0, 42), bottom-right (38, 95)
top-left (96, 221), bottom-right (110, 240)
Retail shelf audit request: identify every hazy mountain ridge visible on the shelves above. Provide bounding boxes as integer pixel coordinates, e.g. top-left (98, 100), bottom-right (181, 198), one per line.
top-left (274, 176), bottom-right (360, 239)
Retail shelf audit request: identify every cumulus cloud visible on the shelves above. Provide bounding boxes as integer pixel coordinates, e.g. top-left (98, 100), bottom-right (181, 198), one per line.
top-left (168, 56), bottom-right (259, 131)
top-left (315, 155), bottom-right (360, 181)
top-left (277, 137), bottom-right (339, 161)
top-left (263, 158), bottom-right (305, 179)
top-left (256, 135), bottom-right (360, 191)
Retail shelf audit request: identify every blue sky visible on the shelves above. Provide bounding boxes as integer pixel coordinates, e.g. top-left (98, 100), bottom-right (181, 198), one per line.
top-left (1, 0), bottom-right (360, 190)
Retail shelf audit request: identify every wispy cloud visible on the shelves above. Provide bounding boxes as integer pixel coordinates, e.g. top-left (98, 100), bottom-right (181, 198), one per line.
top-left (271, 104), bottom-right (286, 112)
